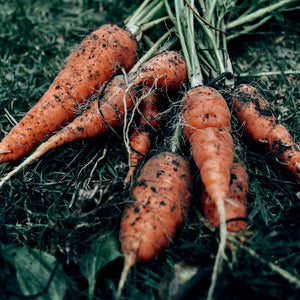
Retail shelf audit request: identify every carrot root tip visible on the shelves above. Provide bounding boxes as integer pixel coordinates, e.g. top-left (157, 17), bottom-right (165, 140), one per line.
top-left (117, 252), bottom-right (136, 298)
top-left (207, 198), bottom-right (227, 300)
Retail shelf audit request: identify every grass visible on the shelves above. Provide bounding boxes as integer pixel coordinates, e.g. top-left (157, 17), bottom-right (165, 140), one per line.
top-left (0, 1), bottom-right (299, 299)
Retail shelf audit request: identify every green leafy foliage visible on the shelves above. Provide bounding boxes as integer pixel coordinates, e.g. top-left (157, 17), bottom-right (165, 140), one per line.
top-left (80, 233), bottom-right (122, 299)
top-left (1, 244), bottom-right (67, 299)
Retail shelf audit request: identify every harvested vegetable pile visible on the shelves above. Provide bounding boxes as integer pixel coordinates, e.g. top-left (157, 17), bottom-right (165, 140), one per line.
top-left (0, 1), bottom-right (299, 299)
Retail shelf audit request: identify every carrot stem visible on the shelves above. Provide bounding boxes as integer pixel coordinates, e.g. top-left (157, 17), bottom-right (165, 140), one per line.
top-left (125, 0), bottom-right (166, 38)
top-left (137, 1), bottom-right (165, 28)
top-left (129, 28), bottom-right (175, 74)
top-left (124, 0), bottom-right (151, 25)
top-left (172, 0), bottom-right (204, 87)
top-left (226, 0), bottom-right (297, 30)
top-left (169, 116), bottom-right (184, 153)
top-left (140, 16), bottom-right (170, 32)
top-left (172, 0), bottom-right (298, 84)
top-left (239, 70), bottom-right (300, 77)
top-left (124, 0), bottom-right (152, 30)
top-left (227, 15), bottom-right (273, 41)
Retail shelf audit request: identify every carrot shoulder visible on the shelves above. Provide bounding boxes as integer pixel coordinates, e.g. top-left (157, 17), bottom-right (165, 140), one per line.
top-left (132, 50), bottom-right (188, 90)
top-left (0, 24), bottom-right (137, 163)
top-left (118, 151), bottom-right (193, 295)
top-left (232, 84), bottom-right (300, 179)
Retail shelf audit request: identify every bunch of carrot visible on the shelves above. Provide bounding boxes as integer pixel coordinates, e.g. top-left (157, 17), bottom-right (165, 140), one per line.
top-left (0, 23), bottom-right (137, 164)
top-left (0, 0), bottom-right (172, 164)
top-left (0, 0), bottom-right (299, 299)
top-left (162, 1), bottom-right (299, 299)
top-left (0, 0), bottom-right (180, 185)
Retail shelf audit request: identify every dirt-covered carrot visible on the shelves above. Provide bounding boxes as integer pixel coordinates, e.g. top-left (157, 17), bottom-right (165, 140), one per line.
top-left (0, 75), bottom-right (134, 187)
top-left (181, 86), bottom-right (234, 208)
top-left (118, 151), bottom-right (193, 296)
top-left (0, 24), bottom-right (137, 164)
top-left (232, 84), bottom-right (300, 179)
top-left (164, 1), bottom-right (299, 299)
top-left (0, 0), bottom-right (172, 165)
top-left (180, 87), bottom-right (234, 300)
top-left (0, 50), bottom-right (187, 187)
top-left (131, 50), bottom-right (187, 90)
top-left (124, 87), bottom-right (164, 185)
top-left (180, 87), bottom-right (234, 290)
top-left (165, 2), bottom-right (235, 220)
top-left (165, 2), bottom-right (235, 299)
top-left (201, 158), bottom-right (248, 232)
top-left (119, 50), bottom-right (187, 187)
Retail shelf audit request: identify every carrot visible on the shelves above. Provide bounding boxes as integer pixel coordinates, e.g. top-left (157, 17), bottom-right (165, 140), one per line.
top-left (181, 86), bottom-right (234, 204)
top-left (0, 24), bottom-right (137, 164)
top-left (163, 2), bottom-right (240, 299)
top-left (163, 2), bottom-right (235, 297)
top-left (124, 87), bottom-right (164, 185)
top-left (122, 50), bottom-right (186, 184)
top-left (180, 85), bottom-right (234, 300)
top-left (0, 51), bottom-right (187, 187)
top-left (164, 1), bottom-right (299, 299)
top-left (0, 75), bottom-right (135, 187)
top-left (131, 50), bottom-right (188, 90)
top-left (232, 84), bottom-right (300, 179)
top-left (0, 0), bottom-right (172, 165)
top-left (116, 51), bottom-right (188, 295)
top-left (117, 151), bottom-right (193, 296)
top-left (201, 158), bottom-right (248, 232)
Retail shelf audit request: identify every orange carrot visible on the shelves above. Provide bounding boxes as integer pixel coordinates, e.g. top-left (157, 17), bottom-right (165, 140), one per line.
top-left (0, 75), bottom-right (135, 187)
top-left (121, 50), bottom-right (187, 186)
top-left (232, 84), bottom-right (300, 179)
top-left (0, 24), bottom-right (137, 164)
top-left (201, 158), bottom-right (248, 232)
top-left (118, 151), bottom-right (193, 296)
top-left (180, 85), bottom-right (234, 300)
top-left (132, 51), bottom-right (187, 90)
top-left (0, 51), bottom-right (187, 187)
top-left (181, 86), bottom-right (234, 204)
top-left (124, 87), bottom-right (164, 185)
